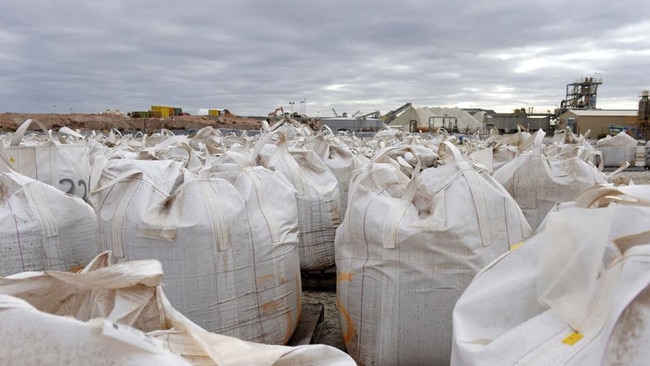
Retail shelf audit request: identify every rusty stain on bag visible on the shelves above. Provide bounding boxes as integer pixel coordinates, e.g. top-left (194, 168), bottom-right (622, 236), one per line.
top-left (256, 273), bottom-right (287, 287)
top-left (335, 271), bottom-right (356, 344)
top-left (336, 296), bottom-right (357, 345)
top-left (337, 272), bottom-right (354, 283)
top-left (261, 299), bottom-right (283, 314)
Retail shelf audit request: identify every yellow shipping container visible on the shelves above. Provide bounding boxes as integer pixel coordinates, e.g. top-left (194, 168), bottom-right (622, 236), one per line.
top-left (208, 109), bottom-right (220, 116)
top-left (151, 105), bottom-right (170, 118)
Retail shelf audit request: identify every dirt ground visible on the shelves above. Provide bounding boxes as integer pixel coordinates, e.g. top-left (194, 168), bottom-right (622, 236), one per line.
top-left (623, 170), bottom-right (650, 184)
top-left (0, 112), bottom-right (265, 132)
top-left (302, 288), bottom-right (346, 351)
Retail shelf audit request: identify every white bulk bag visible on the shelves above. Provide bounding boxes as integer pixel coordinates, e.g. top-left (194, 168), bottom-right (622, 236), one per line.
top-left (0, 252), bottom-right (355, 366)
top-left (390, 134), bottom-right (441, 167)
top-left (254, 131), bottom-right (341, 271)
top-left (336, 142), bottom-right (532, 366)
top-left (208, 151), bottom-right (301, 260)
top-left (484, 141), bottom-right (520, 173)
top-left (85, 133), bottom-right (140, 162)
top-left (301, 126), bottom-right (369, 218)
top-left (494, 129), bottom-right (607, 231)
top-left (0, 119), bottom-right (91, 199)
top-left (0, 295), bottom-right (189, 365)
top-left (596, 131), bottom-right (638, 167)
top-left (452, 185), bottom-right (650, 366)
top-left (484, 128), bottom-right (531, 172)
top-left (89, 157), bottom-right (301, 344)
top-left (189, 126), bottom-right (227, 155)
top-left (137, 134), bottom-right (205, 172)
top-left (0, 163), bottom-right (97, 276)
top-left (262, 118), bottom-right (314, 140)
top-left (546, 129), bottom-right (604, 171)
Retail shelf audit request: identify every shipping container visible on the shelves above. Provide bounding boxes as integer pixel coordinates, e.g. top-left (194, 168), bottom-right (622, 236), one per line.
top-left (151, 105), bottom-right (170, 118)
top-left (130, 111), bottom-right (151, 118)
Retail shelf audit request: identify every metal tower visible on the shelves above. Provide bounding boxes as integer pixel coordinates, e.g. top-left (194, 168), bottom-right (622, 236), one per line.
top-left (559, 75), bottom-right (603, 112)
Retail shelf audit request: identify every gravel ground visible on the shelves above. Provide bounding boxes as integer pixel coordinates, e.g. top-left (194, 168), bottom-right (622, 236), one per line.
top-left (302, 288), bottom-right (346, 351)
top-left (621, 169), bottom-right (650, 184)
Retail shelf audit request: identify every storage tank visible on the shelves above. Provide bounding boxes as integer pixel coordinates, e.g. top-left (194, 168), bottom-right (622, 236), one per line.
top-left (640, 90), bottom-right (650, 121)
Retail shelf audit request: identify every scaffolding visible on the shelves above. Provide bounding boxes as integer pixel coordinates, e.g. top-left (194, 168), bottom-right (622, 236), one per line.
top-left (559, 75), bottom-right (602, 112)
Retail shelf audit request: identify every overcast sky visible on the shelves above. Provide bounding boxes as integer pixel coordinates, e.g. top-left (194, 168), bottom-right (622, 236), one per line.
top-left (1, 1), bottom-right (648, 117)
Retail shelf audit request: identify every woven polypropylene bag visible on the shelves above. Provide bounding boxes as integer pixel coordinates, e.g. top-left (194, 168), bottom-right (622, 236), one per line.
top-left (0, 252), bottom-right (356, 366)
top-left (451, 185), bottom-right (650, 366)
top-left (0, 169), bottom-right (97, 276)
top-left (0, 119), bottom-right (91, 199)
top-left (493, 129), bottom-right (607, 231)
top-left (89, 157), bottom-right (301, 344)
top-left (254, 131), bottom-right (341, 271)
top-left (301, 128), bottom-right (369, 220)
top-left (336, 142), bottom-right (531, 366)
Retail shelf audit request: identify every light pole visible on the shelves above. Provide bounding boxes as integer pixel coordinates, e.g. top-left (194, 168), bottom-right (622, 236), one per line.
top-left (300, 98), bottom-right (306, 116)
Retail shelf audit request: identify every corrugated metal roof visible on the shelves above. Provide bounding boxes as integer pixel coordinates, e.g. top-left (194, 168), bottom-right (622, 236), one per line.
top-left (562, 109), bottom-right (638, 117)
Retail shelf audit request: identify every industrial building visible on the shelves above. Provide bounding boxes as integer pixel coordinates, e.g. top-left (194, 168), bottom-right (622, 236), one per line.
top-left (557, 109), bottom-right (638, 137)
top-left (552, 76), bottom-right (650, 139)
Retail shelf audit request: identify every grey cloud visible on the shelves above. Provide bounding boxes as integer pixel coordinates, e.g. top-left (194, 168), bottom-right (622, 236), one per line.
top-left (1, 0), bottom-right (648, 116)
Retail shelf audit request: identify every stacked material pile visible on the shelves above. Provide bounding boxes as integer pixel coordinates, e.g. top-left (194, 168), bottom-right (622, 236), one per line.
top-left (2, 118), bottom-right (645, 366)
